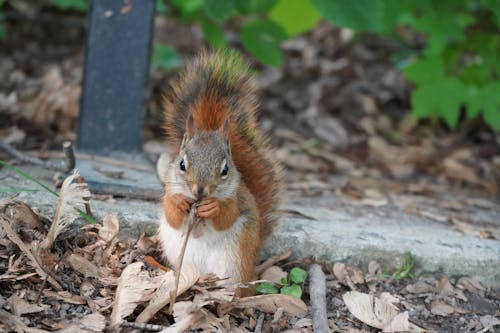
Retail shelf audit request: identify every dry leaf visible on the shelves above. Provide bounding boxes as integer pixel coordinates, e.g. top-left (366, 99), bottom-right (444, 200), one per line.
top-left (406, 280), bottom-right (435, 294)
top-left (98, 213), bottom-right (119, 243)
top-left (430, 300), bottom-right (455, 316)
top-left (136, 264), bottom-right (200, 323)
top-left (42, 170), bottom-right (91, 249)
top-left (67, 254), bottom-right (100, 278)
top-left (228, 294), bottom-right (307, 316)
top-left (260, 266), bottom-right (287, 285)
top-left (343, 291), bottom-right (424, 332)
top-left (456, 277), bottom-right (484, 293)
top-left (382, 311), bottom-right (411, 333)
top-left (8, 294), bottom-right (49, 316)
top-left (110, 262), bottom-right (164, 325)
top-left (480, 315), bottom-right (500, 330)
top-left (0, 218), bottom-right (62, 290)
top-left (343, 291), bottom-right (399, 329)
top-left (44, 290), bottom-right (86, 305)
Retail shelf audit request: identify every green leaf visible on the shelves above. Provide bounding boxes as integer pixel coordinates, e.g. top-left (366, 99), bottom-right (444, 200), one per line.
top-left (466, 82), bottom-right (500, 130)
top-left (50, 0), bottom-right (88, 12)
top-left (280, 284), bottom-right (302, 298)
top-left (410, 77), bottom-right (466, 128)
top-left (204, 0), bottom-right (235, 23)
top-left (269, 0), bottom-right (321, 36)
top-left (241, 19), bottom-right (287, 66)
top-left (483, 0), bottom-right (500, 26)
top-left (414, 11), bottom-right (473, 55)
top-left (280, 277), bottom-right (288, 285)
top-left (256, 282), bottom-right (279, 294)
top-left (171, 0), bottom-right (204, 20)
top-left (289, 267), bottom-right (307, 284)
top-left (201, 19), bottom-right (227, 48)
top-left (152, 45), bottom-right (182, 70)
top-left (235, 0), bottom-right (277, 14)
top-left (403, 56), bottom-right (445, 84)
top-left (312, 0), bottom-right (384, 32)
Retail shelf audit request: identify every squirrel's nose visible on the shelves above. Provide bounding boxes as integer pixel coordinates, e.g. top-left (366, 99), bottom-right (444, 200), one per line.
top-left (197, 187), bottom-right (204, 198)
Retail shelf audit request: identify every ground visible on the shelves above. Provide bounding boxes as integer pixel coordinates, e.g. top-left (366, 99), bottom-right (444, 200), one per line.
top-left (0, 7), bottom-right (499, 333)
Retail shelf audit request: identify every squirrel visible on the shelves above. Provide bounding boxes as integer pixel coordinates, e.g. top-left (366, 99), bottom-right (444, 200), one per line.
top-left (157, 50), bottom-right (283, 296)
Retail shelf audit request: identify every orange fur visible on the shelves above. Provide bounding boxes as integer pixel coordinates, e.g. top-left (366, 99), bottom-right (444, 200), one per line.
top-left (210, 197), bottom-right (240, 231)
top-left (162, 193), bottom-right (190, 229)
top-left (162, 51), bottom-right (284, 294)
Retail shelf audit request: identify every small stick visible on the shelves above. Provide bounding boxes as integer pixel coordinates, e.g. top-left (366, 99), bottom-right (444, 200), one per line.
top-left (168, 204), bottom-right (199, 314)
top-left (256, 249), bottom-right (293, 275)
top-left (0, 140), bottom-right (75, 173)
top-left (309, 264), bottom-right (329, 333)
top-left (117, 320), bottom-right (169, 331)
top-left (254, 313), bottom-right (265, 333)
top-left (77, 175), bottom-right (92, 216)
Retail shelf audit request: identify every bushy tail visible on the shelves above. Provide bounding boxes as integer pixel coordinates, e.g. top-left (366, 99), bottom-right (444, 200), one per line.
top-left (163, 49), bottom-right (283, 239)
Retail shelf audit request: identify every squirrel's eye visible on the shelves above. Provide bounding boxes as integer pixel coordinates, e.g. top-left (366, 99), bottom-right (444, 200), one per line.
top-left (179, 159), bottom-right (186, 172)
top-left (221, 164), bottom-right (229, 177)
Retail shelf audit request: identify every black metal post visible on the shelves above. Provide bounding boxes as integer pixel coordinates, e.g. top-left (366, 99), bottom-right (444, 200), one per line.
top-left (78, 0), bottom-right (154, 154)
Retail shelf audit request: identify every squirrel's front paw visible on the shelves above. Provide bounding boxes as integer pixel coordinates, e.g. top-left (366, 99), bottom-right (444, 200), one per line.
top-left (197, 198), bottom-right (220, 219)
top-left (171, 194), bottom-right (193, 213)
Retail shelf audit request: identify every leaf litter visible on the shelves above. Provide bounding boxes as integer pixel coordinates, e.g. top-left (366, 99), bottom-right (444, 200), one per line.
top-left (1, 173), bottom-right (498, 332)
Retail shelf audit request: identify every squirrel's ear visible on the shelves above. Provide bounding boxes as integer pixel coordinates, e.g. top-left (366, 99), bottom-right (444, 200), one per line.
top-left (185, 114), bottom-right (195, 139)
top-left (219, 118), bottom-right (231, 142)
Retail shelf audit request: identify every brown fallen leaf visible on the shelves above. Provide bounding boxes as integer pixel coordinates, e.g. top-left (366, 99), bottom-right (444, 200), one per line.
top-left (110, 262), bottom-right (164, 326)
top-left (260, 266), bottom-right (287, 285)
top-left (382, 311), bottom-right (412, 333)
top-left (430, 300), bottom-right (455, 316)
top-left (66, 253), bottom-right (100, 278)
top-left (343, 291), bottom-right (424, 332)
top-left (98, 213), bottom-right (119, 243)
top-left (227, 294), bottom-right (307, 316)
top-left (44, 290), bottom-right (86, 305)
top-left (456, 277), bottom-right (484, 293)
top-left (136, 264), bottom-right (200, 323)
top-left (57, 312), bottom-right (106, 333)
top-left (406, 280), bottom-right (435, 294)
top-left (8, 294), bottom-right (49, 316)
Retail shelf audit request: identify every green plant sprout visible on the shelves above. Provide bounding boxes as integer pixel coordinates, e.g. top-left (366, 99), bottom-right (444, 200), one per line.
top-left (256, 267), bottom-right (308, 298)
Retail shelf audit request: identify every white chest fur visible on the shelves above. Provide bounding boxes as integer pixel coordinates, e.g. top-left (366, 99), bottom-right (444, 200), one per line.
top-left (158, 212), bottom-right (244, 283)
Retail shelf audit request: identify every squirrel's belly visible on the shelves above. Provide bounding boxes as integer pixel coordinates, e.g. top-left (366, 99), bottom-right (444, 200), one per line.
top-left (158, 212), bottom-right (245, 283)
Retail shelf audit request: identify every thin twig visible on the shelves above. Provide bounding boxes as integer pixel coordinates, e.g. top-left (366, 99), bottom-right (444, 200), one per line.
top-left (256, 249), bottom-right (293, 275)
top-left (113, 320), bottom-right (169, 332)
top-left (309, 264), bottom-right (329, 333)
top-left (254, 313), bottom-right (265, 333)
top-left (168, 204), bottom-right (199, 314)
top-left (0, 140), bottom-right (75, 172)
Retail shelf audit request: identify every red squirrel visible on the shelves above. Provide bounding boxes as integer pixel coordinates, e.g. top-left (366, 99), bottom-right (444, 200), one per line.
top-left (158, 50), bottom-right (283, 296)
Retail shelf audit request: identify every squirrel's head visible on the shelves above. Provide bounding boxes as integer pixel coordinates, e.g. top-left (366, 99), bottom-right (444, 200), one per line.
top-left (167, 116), bottom-right (239, 200)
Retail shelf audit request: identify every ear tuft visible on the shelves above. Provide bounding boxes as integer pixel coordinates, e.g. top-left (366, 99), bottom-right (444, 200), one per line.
top-left (185, 114), bottom-right (195, 138)
top-left (219, 118), bottom-right (231, 141)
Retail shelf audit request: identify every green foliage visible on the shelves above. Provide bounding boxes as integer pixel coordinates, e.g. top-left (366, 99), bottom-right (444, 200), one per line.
top-left (269, 0), bottom-right (321, 36)
top-left (255, 282), bottom-right (279, 294)
top-left (256, 267), bottom-right (307, 299)
top-left (50, 0), bottom-right (88, 12)
top-left (152, 44), bottom-right (182, 70)
top-left (241, 19), bottom-right (287, 66)
top-left (312, 0), bottom-right (384, 32)
top-left (160, 0), bottom-right (500, 131)
top-left (392, 252), bottom-right (416, 280)
top-left (289, 267), bottom-right (308, 284)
